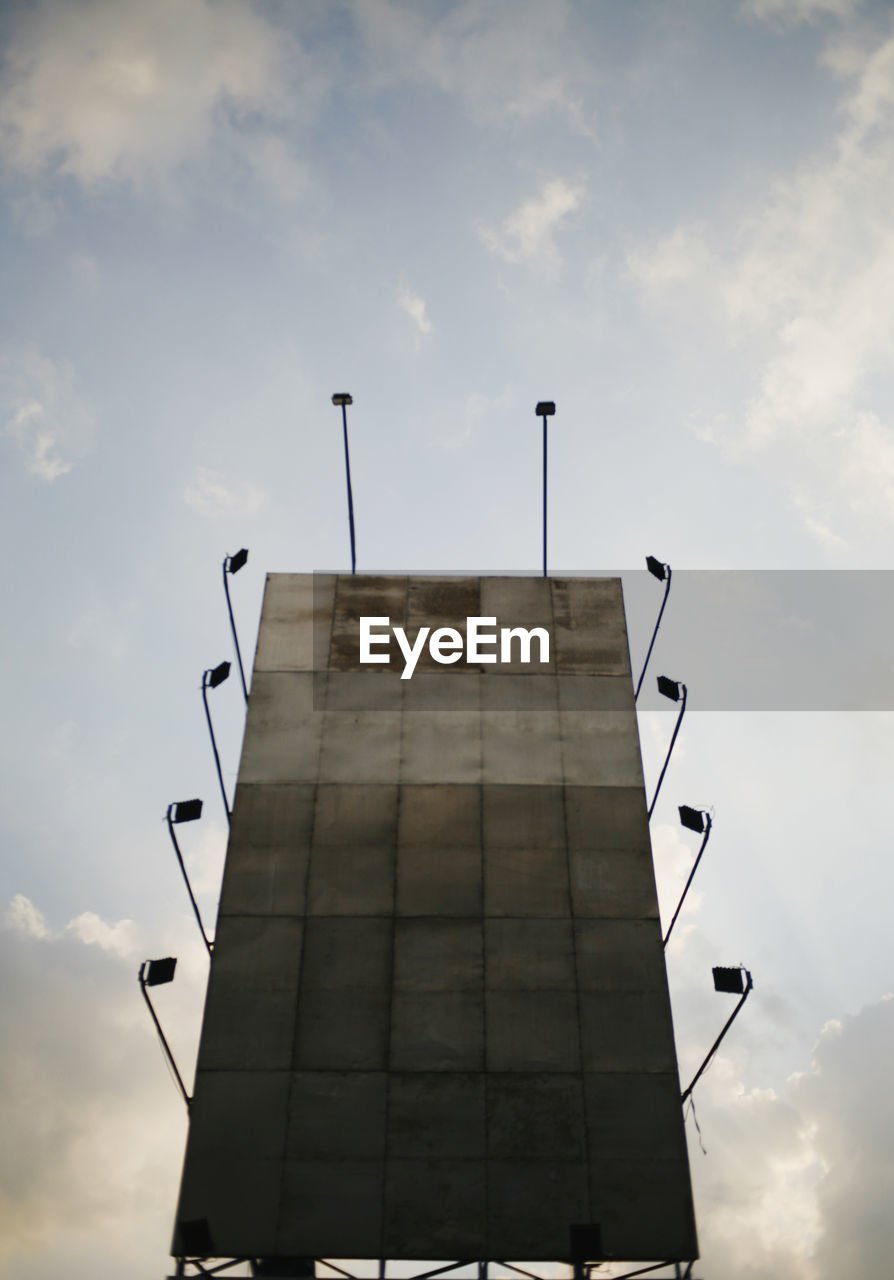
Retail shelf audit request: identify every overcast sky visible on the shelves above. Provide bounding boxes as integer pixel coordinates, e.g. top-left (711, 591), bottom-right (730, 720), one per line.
top-left (3, 1), bottom-right (894, 1276)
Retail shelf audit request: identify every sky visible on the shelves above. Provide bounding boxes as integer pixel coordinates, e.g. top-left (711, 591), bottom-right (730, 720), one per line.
top-left (2, 0), bottom-right (894, 1276)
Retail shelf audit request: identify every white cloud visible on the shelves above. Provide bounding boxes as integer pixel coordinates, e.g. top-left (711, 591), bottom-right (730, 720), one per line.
top-left (397, 285), bottom-right (432, 340)
top-left (743, 0), bottom-right (861, 26)
top-left (0, 0), bottom-right (320, 195)
top-left (629, 27), bottom-right (894, 549)
top-left (5, 895), bottom-right (49, 939)
top-left (478, 178), bottom-right (585, 267)
top-left (183, 467), bottom-right (267, 519)
top-left (0, 344), bottom-right (95, 481)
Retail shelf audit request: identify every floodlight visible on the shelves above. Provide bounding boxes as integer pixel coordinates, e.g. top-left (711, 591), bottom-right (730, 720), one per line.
top-left (139, 959), bottom-right (191, 1109)
top-left (681, 965), bottom-right (754, 1105)
top-left (679, 804), bottom-right (707, 834)
top-left (172, 799), bottom-right (202, 824)
top-left (223, 551), bottom-right (250, 703)
top-left (332, 392), bottom-right (357, 573)
top-left (202, 664), bottom-right (232, 824)
top-left (713, 966), bottom-right (745, 994)
top-left (535, 399), bottom-right (555, 577)
top-left (648, 677), bottom-right (688, 820)
top-left (144, 956), bottom-right (177, 986)
top-left (664, 809), bottom-right (713, 948)
top-left (166, 802), bottom-right (213, 956)
top-left (657, 674), bottom-right (683, 701)
top-left (634, 556), bottom-right (673, 703)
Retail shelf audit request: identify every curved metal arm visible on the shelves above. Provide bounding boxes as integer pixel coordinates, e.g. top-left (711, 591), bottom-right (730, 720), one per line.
top-left (663, 815), bottom-right (712, 948)
top-left (202, 673), bottom-right (231, 824)
top-left (340, 402), bottom-right (357, 575)
top-left (166, 807), bottom-right (213, 956)
top-left (138, 964), bottom-right (191, 1110)
top-left (635, 564), bottom-right (672, 702)
top-left (222, 556), bottom-right (249, 704)
top-left (648, 682), bottom-right (687, 820)
top-left (681, 970), bottom-right (753, 1106)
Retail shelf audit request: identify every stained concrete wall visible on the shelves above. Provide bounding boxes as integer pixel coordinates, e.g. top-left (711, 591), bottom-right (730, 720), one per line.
top-left (174, 575), bottom-right (697, 1264)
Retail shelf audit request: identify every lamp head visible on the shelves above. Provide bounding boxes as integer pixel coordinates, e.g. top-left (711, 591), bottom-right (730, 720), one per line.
top-left (144, 957), bottom-right (177, 987)
top-left (226, 548), bottom-right (248, 575)
top-left (535, 401), bottom-right (556, 417)
top-left (206, 661), bottom-right (230, 689)
top-left (679, 804), bottom-right (708, 834)
top-left (657, 675), bottom-right (684, 702)
top-left (712, 966), bottom-right (745, 995)
top-left (172, 799), bottom-right (203, 824)
top-left (646, 555), bottom-right (669, 581)
top-left (331, 393), bottom-right (353, 406)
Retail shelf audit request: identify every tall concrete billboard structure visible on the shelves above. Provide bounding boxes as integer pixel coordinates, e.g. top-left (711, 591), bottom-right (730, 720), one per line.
top-left (173, 574), bottom-right (697, 1269)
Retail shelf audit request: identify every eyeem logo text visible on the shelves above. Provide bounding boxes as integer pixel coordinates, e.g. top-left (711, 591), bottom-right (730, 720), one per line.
top-left (360, 617), bottom-right (550, 680)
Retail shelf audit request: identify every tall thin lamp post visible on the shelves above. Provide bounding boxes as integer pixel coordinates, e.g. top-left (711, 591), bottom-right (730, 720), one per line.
top-left (201, 661), bottom-right (231, 824)
top-left (648, 676), bottom-right (687, 820)
top-left (332, 393), bottom-right (356, 574)
top-left (166, 799), bottom-right (213, 956)
top-left (222, 548), bottom-right (249, 704)
top-left (635, 556), bottom-right (672, 703)
top-left (138, 958), bottom-right (191, 1110)
top-left (681, 966), bottom-right (754, 1106)
top-left (536, 401), bottom-right (555, 577)
top-left (663, 806), bottom-right (713, 948)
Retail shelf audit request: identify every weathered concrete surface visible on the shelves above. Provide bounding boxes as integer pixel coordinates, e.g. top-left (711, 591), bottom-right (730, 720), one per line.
top-left (174, 574), bottom-right (697, 1265)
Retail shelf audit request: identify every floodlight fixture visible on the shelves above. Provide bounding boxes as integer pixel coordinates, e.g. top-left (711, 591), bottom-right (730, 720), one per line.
top-left (223, 548), bottom-right (249, 703)
top-left (635, 556), bottom-right (673, 703)
top-left (681, 965), bottom-right (754, 1106)
top-left (647, 676), bottom-right (688, 820)
top-left (535, 400), bottom-right (555, 577)
top-left (166, 801), bottom-right (213, 957)
top-left (201, 664), bottom-right (232, 824)
top-left (663, 808), bottom-right (713, 948)
top-left (138, 958), bottom-right (191, 1109)
top-left (332, 392), bottom-right (357, 574)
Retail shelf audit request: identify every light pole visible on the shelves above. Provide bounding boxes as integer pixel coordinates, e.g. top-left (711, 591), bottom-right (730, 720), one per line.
top-left (222, 548), bottom-right (249, 704)
top-left (138, 958), bottom-right (191, 1110)
top-left (201, 661), bottom-right (231, 824)
top-left (332, 393), bottom-right (356, 574)
top-left (166, 799), bottom-right (213, 956)
top-left (681, 966), bottom-right (754, 1106)
top-left (663, 806), bottom-right (713, 948)
top-left (648, 676), bottom-right (687, 820)
top-left (635, 556), bottom-right (672, 703)
top-left (536, 400), bottom-right (555, 577)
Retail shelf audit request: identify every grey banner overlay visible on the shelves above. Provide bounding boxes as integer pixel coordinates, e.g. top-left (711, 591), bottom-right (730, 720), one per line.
top-left (313, 571), bottom-right (894, 711)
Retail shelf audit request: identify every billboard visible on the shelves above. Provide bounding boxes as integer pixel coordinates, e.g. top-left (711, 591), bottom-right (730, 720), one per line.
top-left (173, 574), bottom-right (697, 1268)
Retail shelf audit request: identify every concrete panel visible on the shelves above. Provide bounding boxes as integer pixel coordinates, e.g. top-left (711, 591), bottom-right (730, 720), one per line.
top-left (394, 919), bottom-right (483, 991)
top-left (557, 674), bottom-right (634, 712)
top-left (397, 784), bottom-right (481, 846)
top-left (229, 782), bottom-right (316, 848)
top-left (574, 919), bottom-right (665, 990)
top-left (482, 784), bottom-right (565, 848)
top-left (482, 711), bottom-right (563, 784)
top-left (487, 1074), bottom-right (586, 1159)
top-left (485, 918), bottom-right (576, 989)
top-left (292, 989), bottom-right (390, 1070)
top-left (209, 916), bottom-right (303, 991)
top-left (177, 1152), bottom-right (284, 1258)
top-left (485, 991), bottom-right (581, 1072)
top-left (318, 709), bottom-right (402, 783)
top-left (329, 575), bottom-right (408, 671)
top-left (484, 846), bottom-right (570, 917)
top-left (384, 1159), bottom-right (487, 1257)
top-left (564, 785), bottom-right (651, 850)
top-left (238, 672), bottom-right (322, 785)
top-left (590, 1157), bottom-right (697, 1260)
top-left (313, 783), bottom-right (399, 846)
top-left (325, 669), bottom-right (403, 711)
top-left (583, 1072), bottom-right (688, 1160)
top-left (569, 848), bottom-right (660, 919)
top-left (579, 991), bottom-right (677, 1073)
top-left (551, 578), bottom-right (631, 676)
top-left (285, 1071), bottom-right (387, 1160)
top-left (396, 845), bottom-right (483, 916)
top-left (197, 988), bottom-right (297, 1071)
top-left (254, 573), bottom-right (334, 673)
top-left (400, 711), bottom-right (482, 783)
top-left (306, 844), bottom-right (395, 915)
top-left (218, 841), bottom-right (310, 917)
top-left (560, 712), bottom-right (645, 787)
top-left (487, 1161), bottom-right (589, 1259)
top-left (299, 918), bottom-right (392, 990)
top-left (277, 1160), bottom-right (384, 1257)
top-left (388, 1073), bottom-right (486, 1158)
top-left (480, 673), bottom-right (557, 710)
top-left (390, 992), bottom-right (484, 1070)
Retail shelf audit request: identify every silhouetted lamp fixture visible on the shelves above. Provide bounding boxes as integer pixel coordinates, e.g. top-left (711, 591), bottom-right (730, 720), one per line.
top-left (536, 401), bottom-right (555, 578)
top-left (138, 958), bottom-right (191, 1109)
top-left (166, 799), bottom-right (213, 957)
top-left (223, 548), bottom-right (249, 704)
top-left (332, 393), bottom-right (357, 574)
top-left (681, 965), bottom-right (754, 1106)
top-left (647, 676), bottom-right (688, 820)
top-left (201, 662), bottom-right (231, 824)
top-left (663, 806), bottom-right (713, 948)
top-left (634, 555), bottom-right (672, 703)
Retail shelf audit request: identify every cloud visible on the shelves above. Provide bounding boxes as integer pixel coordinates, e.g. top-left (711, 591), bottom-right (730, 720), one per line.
top-left (478, 178), bottom-right (585, 266)
top-left (628, 27), bottom-right (894, 549)
top-left (743, 0), bottom-right (861, 26)
top-left (183, 467), bottom-right (267, 518)
top-left (0, 344), bottom-right (95, 481)
top-left (0, 0), bottom-right (320, 195)
top-left (397, 285), bottom-right (432, 341)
